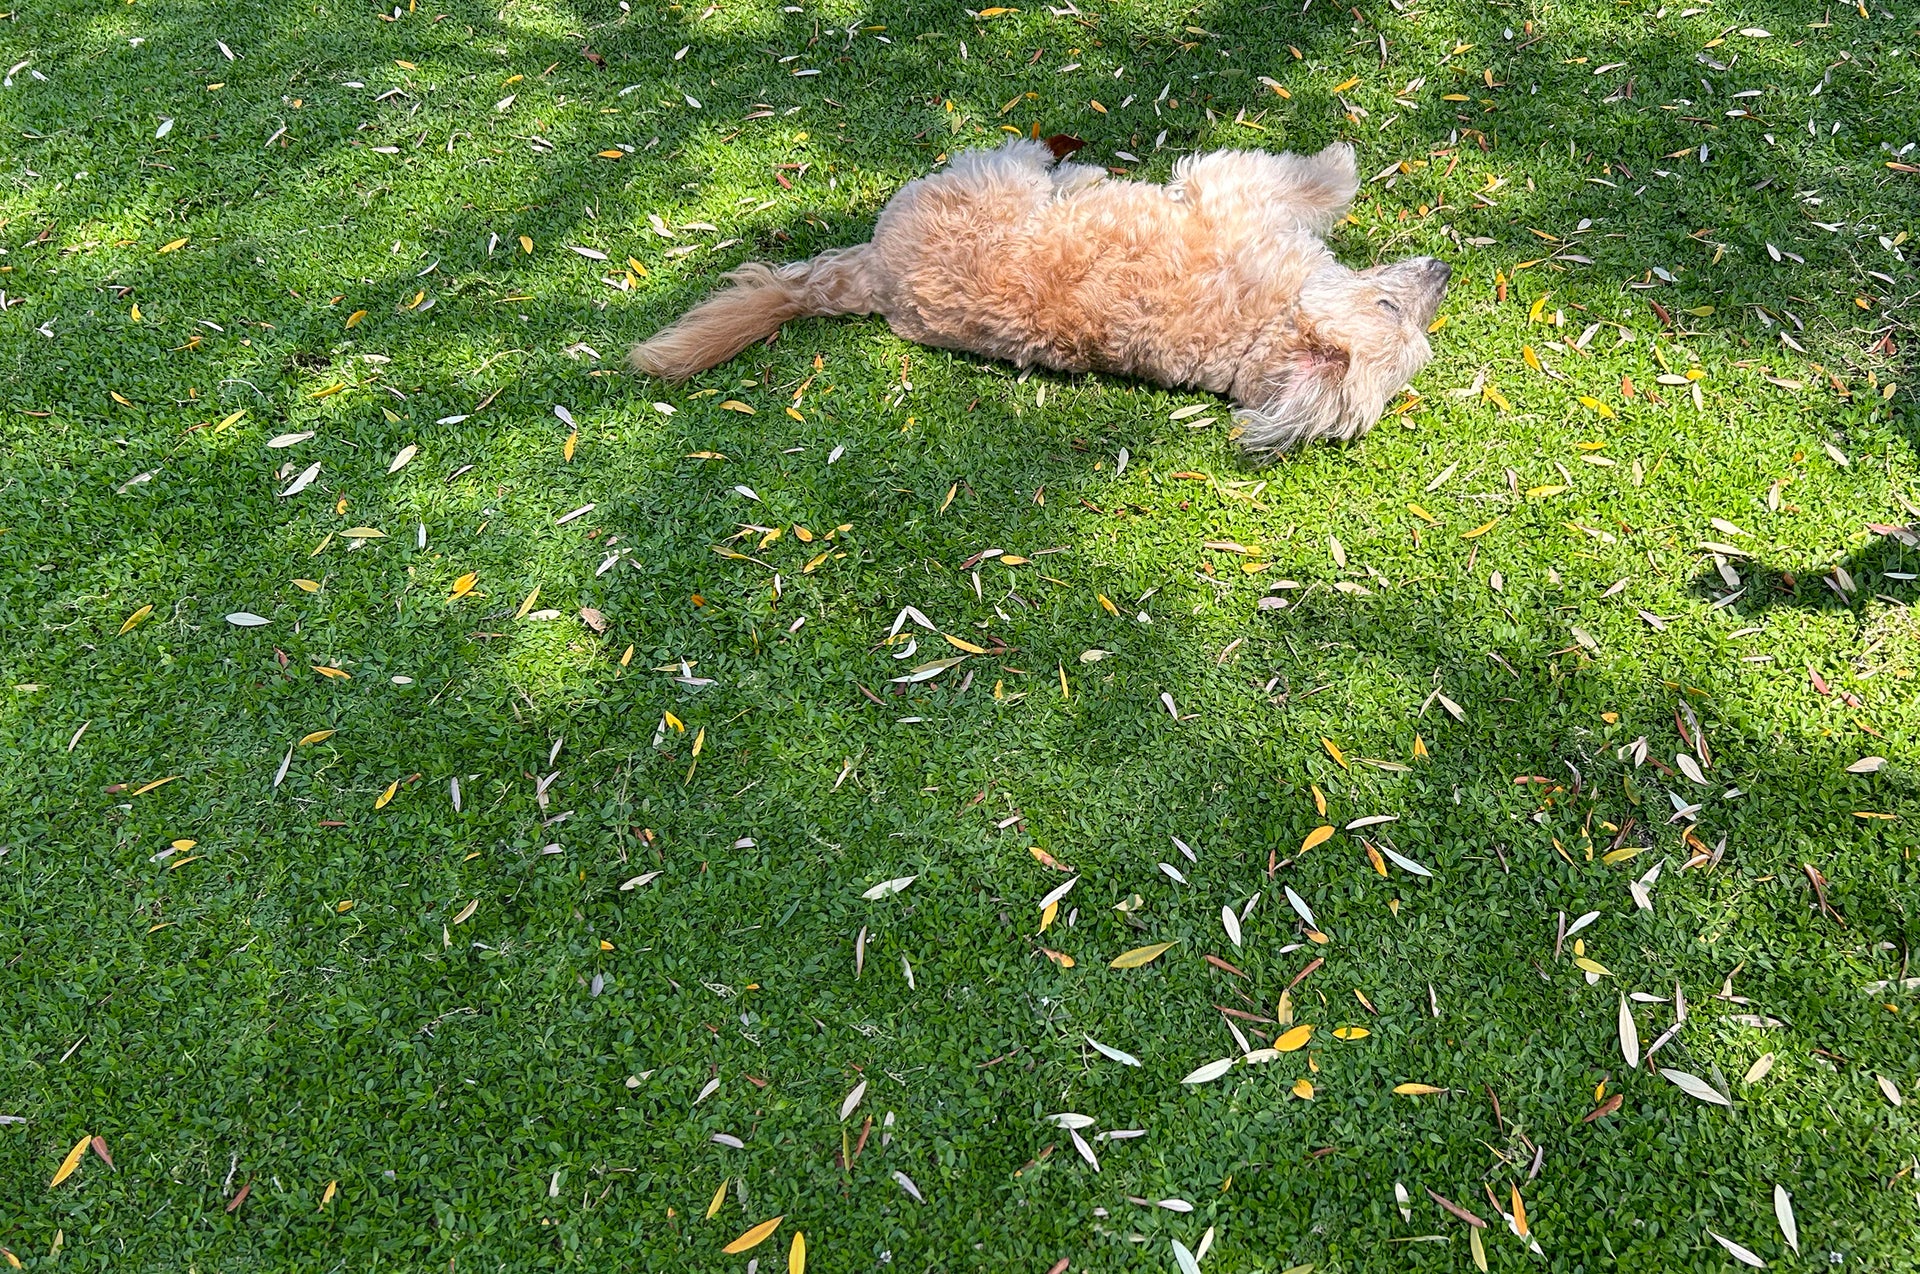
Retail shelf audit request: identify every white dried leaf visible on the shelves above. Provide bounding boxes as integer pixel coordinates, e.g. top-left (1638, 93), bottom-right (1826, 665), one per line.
top-left (1172, 1240), bottom-right (1202, 1274)
top-left (1876, 1074), bottom-right (1904, 1107)
top-left (1846, 756), bottom-right (1886, 774)
top-left (1085, 1035), bottom-right (1142, 1067)
top-left (1663, 1067), bottom-right (1732, 1107)
top-left (1283, 886), bottom-right (1319, 932)
top-left (1675, 753), bottom-right (1708, 785)
top-left (1221, 905), bottom-right (1242, 948)
top-left (840, 1079), bottom-right (866, 1121)
top-left (618, 871), bottom-right (661, 891)
top-left (279, 461), bottom-right (321, 497)
top-left (862, 875), bottom-right (915, 900)
top-left (267, 431), bottom-right (314, 448)
top-left (1620, 996), bottom-right (1640, 1069)
top-left (1742, 1053), bottom-right (1775, 1085)
top-left (225, 611), bottom-right (270, 626)
top-left (1774, 1185), bottom-right (1798, 1254)
top-left (1708, 1231), bottom-right (1767, 1268)
top-left (1376, 843), bottom-right (1433, 877)
top-left (1181, 1057), bottom-right (1235, 1085)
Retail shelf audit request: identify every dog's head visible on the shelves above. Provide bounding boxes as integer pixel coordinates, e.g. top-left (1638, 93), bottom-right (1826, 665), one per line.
top-left (1232, 256), bottom-right (1450, 455)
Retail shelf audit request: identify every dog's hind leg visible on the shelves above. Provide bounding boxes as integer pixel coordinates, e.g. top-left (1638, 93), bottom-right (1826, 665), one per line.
top-left (629, 244), bottom-right (878, 382)
top-left (1171, 142), bottom-right (1359, 237)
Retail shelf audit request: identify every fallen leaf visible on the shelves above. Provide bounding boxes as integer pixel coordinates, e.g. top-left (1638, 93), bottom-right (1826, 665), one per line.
top-left (1276, 1024), bottom-right (1313, 1051)
top-left (722, 1217), bottom-right (783, 1254)
top-left (49, 1136), bottom-right (89, 1188)
top-left (1775, 1185), bottom-right (1798, 1255)
top-left (789, 1231), bottom-right (806, 1274)
top-left (117, 604), bottom-right (153, 635)
top-left (1181, 1057), bottom-right (1236, 1084)
top-left (375, 779), bottom-right (399, 809)
top-left (861, 875), bottom-right (915, 900)
top-left (1109, 941), bottom-right (1177, 969)
top-left (1743, 1053), bottom-right (1775, 1085)
top-left (1663, 1068), bottom-right (1732, 1107)
top-left (1620, 997), bottom-right (1640, 1068)
top-left (1301, 825), bottom-right (1335, 852)
top-left (1708, 1231), bottom-right (1767, 1268)
top-left (1395, 1083), bottom-right (1446, 1096)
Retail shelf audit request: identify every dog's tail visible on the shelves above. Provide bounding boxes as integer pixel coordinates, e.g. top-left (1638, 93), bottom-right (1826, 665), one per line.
top-left (629, 244), bottom-right (879, 382)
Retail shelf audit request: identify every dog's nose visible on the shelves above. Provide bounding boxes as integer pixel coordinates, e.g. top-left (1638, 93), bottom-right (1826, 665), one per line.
top-left (1426, 258), bottom-right (1452, 282)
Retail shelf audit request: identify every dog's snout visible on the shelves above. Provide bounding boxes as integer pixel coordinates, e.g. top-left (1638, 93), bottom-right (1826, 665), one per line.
top-left (1426, 258), bottom-right (1452, 282)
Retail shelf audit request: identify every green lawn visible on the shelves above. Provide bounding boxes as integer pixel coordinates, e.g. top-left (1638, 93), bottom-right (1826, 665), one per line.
top-left (2, 0), bottom-right (1917, 1268)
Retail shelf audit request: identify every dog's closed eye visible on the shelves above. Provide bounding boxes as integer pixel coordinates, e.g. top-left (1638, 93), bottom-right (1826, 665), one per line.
top-left (1376, 297), bottom-right (1401, 314)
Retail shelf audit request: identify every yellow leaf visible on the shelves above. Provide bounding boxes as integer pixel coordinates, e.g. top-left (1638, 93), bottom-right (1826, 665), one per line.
top-left (1512, 1186), bottom-right (1528, 1237)
top-left (1301, 825), bottom-right (1335, 852)
top-left (1685, 305), bottom-right (1714, 317)
top-left (158, 237), bottom-right (188, 254)
top-left (1109, 941), bottom-right (1178, 969)
top-left (312, 666), bottom-right (350, 679)
top-left (395, 59), bottom-right (417, 69)
top-left (789, 1230), bottom-right (806, 1274)
top-left (1097, 593), bottom-right (1119, 616)
top-left (519, 235), bottom-right (534, 254)
top-left (213, 408), bottom-right (246, 432)
top-left (118, 603), bottom-right (154, 635)
top-left (1366, 844), bottom-right (1387, 875)
top-left (1523, 345), bottom-right (1544, 372)
top-left (707, 1179), bottom-right (727, 1219)
top-left (939, 484), bottom-right (958, 514)
top-left (1460, 518), bottom-right (1500, 539)
top-left (1393, 1083), bottom-right (1445, 1095)
top-left (620, 645), bottom-right (634, 667)
top-left (664, 711), bottom-right (684, 732)
top-left (1292, 1077), bottom-right (1315, 1099)
top-left (1413, 734), bottom-right (1429, 759)
top-left (1471, 1222), bottom-right (1487, 1272)
top-left (564, 430), bottom-right (578, 461)
top-left (1406, 502), bottom-right (1436, 524)
top-left (1333, 1026), bottom-right (1370, 1040)
top-left (1276, 1024), bottom-right (1314, 1051)
top-left (345, 309), bottom-right (367, 329)
top-left (375, 779), bottom-right (399, 809)
top-left (308, 383), bottom-right (345, 399)
top-left (1000, 555), bottom-right (1029, 565)
top-left (1321, 738), bottom-right (1348, 769)
top-left (110, 391), bottom-right (133, 407)
top-left (722, 1216), bottom-right (783, 1254)
top-left (977, 6), bottom-right (1016, 14)
top-left (1483, 386), bottom-right (1512, 412)
top-left (341, 527), bottom-right (385, 539)
top-left (297, 729), bottom-right (336, 747)
top-left (130, 303), bottom-right (143, 322)
top-left (943, 634), bottom-right (987, 654)
top-left (1526, 484), bottom-right (1567, 499)
top-left (691, 727), bottom-right (705, 757)
top-left (1058, 663), bottom-right (1070, 699)
top-left (337, 900), bottom-right (353, 913)
top-left (719, 400), bottom-right (756, 414)
top-left (50, 1135), bottom-right (89, 1188)
top-left (129, 775), bottom-right (180, 797)
top-left (450, 571), bottom-right (478, 599)
top-left (1574, 957), bottom-right (1612, 976)
top-left (786, 406), bottom-right (804, 422)
top-left (320, 1181), bottom-right (337, 1210)
top-left (1311, 784), bottom-right (1326, 816)
top-left (1039, 900), bottom-right (1057, 931)
top-left (802, 550), bottom-right (831, 573)
top-left (1040, 947), bottom-right (1074, 967)
top-left (515, 587), bottom-right (541, 619)
top-left (1332, 75), bottom-right (1361, 91)
top-left (627, 257), bottom-right (650, 277)
top-left (1578, 395), bottom-right (1616, 418)
top-left (1427, 314), bottom-right (1448, 333)
top-left (1601, 845), bottom-right (1644, 864)
top-left (293, 578), bottom-right (321, 592)
top-left (597, 149), bottom-right (626, 159)
top-left (402, 290), bottom-right (425, 311)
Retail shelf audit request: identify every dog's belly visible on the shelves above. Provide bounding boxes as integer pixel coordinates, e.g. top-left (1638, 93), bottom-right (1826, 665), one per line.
top-left (874, 178), bottom-right (1252, 395)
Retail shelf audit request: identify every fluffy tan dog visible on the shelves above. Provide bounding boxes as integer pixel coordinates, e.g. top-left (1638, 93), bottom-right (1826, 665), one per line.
top-left (631, 138), bottom-right (1449, 454)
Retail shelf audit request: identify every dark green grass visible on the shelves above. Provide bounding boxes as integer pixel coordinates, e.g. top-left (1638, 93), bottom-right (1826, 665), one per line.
top-left (2, 0), bottom-right (1918, 1269)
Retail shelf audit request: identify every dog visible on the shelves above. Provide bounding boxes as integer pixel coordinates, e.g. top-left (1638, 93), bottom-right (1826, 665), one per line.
top-left (630, 138), bottom-right (1449, 454)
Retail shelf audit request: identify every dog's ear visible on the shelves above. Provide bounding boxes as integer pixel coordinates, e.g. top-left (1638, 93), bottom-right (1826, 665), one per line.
top-left (1231, 346), bottom-right (1355, 454)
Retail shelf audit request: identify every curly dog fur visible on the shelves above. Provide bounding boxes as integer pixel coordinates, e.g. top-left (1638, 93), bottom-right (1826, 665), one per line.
top-left (631, 139), bottom-right (1449, 455)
